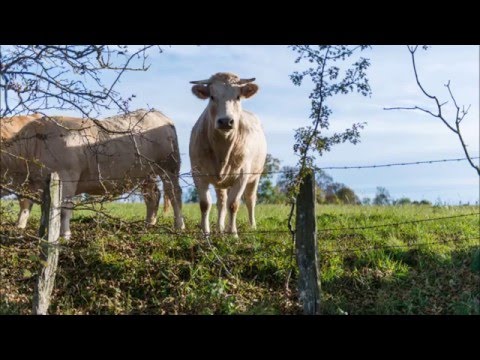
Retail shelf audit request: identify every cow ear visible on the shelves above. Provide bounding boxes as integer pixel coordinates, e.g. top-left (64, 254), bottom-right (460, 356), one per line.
top-left (192, 85), bottom-right (210, 100)
top-left (241, 83), bottom-right (259, 99)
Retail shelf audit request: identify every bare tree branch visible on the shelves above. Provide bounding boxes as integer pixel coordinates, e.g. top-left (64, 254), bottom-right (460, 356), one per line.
top-left (0, 45), bottom-right (160, 119)
top-left (385, 45), bottom-right (479, 176)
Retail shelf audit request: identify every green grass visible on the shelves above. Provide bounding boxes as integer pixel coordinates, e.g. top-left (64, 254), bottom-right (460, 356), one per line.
top-left (1, 200), bottom-right (479, 314)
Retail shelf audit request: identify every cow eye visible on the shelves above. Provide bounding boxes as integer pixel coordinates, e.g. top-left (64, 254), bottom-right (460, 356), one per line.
top-left (210, 96), bottom-right (214, 101)
top-left (236, 96), bottom-right (240, 100)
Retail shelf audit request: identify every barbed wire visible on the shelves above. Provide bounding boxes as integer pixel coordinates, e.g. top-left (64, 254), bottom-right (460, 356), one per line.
top-left (2, 231), bottom-right (478, 259)
top-left (1, 211), bottom-right (477, 239)
top-left (181, 156), bottom-right (480, 177)
top-left (2, 156), bottom-right (478, 186)
top-left (321, 236), bottom-right (480, 254)
top-left (192, 212), bottom-right (479, 236)
top-left (315, 212), bottom-right (479, 233)
top-left (1, 156), bottom-right (478, 279)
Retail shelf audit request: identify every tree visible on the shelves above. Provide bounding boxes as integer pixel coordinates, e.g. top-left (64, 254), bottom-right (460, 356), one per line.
top-left (324, 182), bottom-right (344, 204)
top-left (322, 182), bottom-right (360, 205)
top-left (335, 186), bottom-right (361, 205)
top-left (288, 45), bottom-right (372, 192)
top-left (395, 197), bottom-right (412, 205)
top-left (315, 169), bottom-right (334, 190)
top-left (362, 197), bottom-right (371, 205)
top-left (277, 166), bottom-right (360, 205)
top-left (0, 45), bottom-right (158, 118)
top-left (276, 166), bottom-right (297, 197)
top-left (373, 186), bottom-right (391, 206)
top-left (185, 187), bottom-right (199, 203)
top-left (257, 154), bottom-right (285, 204)
top-left (385, 45), bottom-right (479, 176)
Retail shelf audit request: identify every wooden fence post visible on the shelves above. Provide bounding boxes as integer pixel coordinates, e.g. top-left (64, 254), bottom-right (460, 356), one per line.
top-left (295, 170), bottom-right (321, 314)
top-left (33, 172), bottom-right (62, 315)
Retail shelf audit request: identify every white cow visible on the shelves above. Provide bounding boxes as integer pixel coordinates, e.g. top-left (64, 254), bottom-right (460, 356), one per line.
top-left (189, 72), bottom-right (267, 237)
top-left (1, 109), bottom-right (185, 238)
top-left (1, 113), bottom-right (43, 226)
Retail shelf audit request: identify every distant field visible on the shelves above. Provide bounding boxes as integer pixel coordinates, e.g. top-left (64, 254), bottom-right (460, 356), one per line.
top-left (1, 201), bottom-right (479, 314)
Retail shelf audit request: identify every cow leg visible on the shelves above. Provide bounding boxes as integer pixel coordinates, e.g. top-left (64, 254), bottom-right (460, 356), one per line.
top-left (161, 173), bottom-right (185, 230)
top-left (16, 197), bottom-right (34, 229)
top-left (244, 177), bottom-right (260, 229)
top-left (215, 188), bottom-right (227, 232)
top-left (226, 179), bottom-right (249, 237)
top-left (163, 193), bottom-right (171, 213)
top-left (142, 179), bottom-right (160, 226)
top-left (59, 180), bottom-right (78, 241)
top-left (195, 181), bottom-right (211, 235)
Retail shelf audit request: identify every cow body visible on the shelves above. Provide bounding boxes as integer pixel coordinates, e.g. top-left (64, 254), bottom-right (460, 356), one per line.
top-left (0, 113), bottom-right (43, 140)
top-left (1, 113), bottom-right (44, 225)
top-left (1, 109), bottom-right (185, 238)
top-left (189, 73), bottom-right (267, 236)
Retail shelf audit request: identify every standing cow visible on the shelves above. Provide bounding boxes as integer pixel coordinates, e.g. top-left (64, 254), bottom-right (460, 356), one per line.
top-left (1, 113), bottom-right (44, 227)
top-left (0, 113), bottom-right (43, 140)
top-left (1, 109), bottom-right (185, 238)
top-left (189, 72), bottom-right (267, 237)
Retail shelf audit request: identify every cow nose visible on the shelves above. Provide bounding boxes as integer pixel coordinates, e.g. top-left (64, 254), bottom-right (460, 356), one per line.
top-left (218, 117), bottom-right (234, 128)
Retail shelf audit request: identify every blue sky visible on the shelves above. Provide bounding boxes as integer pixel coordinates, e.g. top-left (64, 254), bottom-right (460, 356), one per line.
top-left (44, 45), bottom-right (480, 204)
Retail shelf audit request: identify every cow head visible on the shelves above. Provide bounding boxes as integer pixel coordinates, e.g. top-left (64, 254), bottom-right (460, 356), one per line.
top-left (191, 72), bottom-right (258, 133)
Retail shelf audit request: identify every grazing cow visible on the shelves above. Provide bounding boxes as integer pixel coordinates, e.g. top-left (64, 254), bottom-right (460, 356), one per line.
top-left (0, 113), bottom-right (44, 226)
top-left (1, 109), bottom-right (185, 238)
top-left (189, 72), bottom-right (267, 237)
top-left (0, 113), bottom-right (43, 140)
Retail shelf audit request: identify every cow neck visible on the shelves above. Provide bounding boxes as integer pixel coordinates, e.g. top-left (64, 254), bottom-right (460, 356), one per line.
top-left (205, 117), bottom-right (243, 181)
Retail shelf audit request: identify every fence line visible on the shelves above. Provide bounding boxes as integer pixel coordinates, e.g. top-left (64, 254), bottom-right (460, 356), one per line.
top-left (321, 236), bottom-right (480, 254)
top-left (1, 211), bottom-right (478, 241)
top-left (2, 156), bottom-right (479, 185)
top-left (2, 232), bottom-right (478, 264)
top-left (1, 209), bottom-right (480, 238)
top-left (315, 213), bottom-right (479, 233)
top-left (1, 155), bottom-right (478, 315)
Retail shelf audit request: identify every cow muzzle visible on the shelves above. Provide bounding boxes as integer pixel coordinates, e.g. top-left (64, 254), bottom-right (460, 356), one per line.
top-left (216, 117), bottom-right (234, 131)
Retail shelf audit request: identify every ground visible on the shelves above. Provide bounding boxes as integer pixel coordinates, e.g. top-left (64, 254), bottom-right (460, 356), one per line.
top-left (0, 201), bottom-right (478, 314)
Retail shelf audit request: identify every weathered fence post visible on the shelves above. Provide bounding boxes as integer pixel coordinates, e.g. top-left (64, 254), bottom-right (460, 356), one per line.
top-left (296, 170), bottom-right (321, 314)
top-left (33, 172), bottom-right (62, 315)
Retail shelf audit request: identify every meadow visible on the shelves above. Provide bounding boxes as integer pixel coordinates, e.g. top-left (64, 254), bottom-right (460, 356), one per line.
top-left (1, 201), bottom-right (479, 315)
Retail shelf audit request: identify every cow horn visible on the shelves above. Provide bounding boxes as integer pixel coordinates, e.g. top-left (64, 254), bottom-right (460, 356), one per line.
top-left (238, 78), bottom-right (256, 84)
top-left (190, 79), bottom-right (211, 85)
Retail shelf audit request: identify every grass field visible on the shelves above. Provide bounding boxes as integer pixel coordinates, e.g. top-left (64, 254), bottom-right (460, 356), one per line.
top-left (1, 200), bottom-right (479, 315)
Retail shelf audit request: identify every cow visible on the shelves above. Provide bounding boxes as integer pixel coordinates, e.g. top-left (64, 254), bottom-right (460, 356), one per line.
top-left (189, 72), bottom-right (267, 237)
top-left (0, 113), bottom-right (43, 140)
top-left (1, 113), bottom-right (174, 229)
top-left (1, 113), bottom-right (44, 226)
top-left (1, 109), bottom-right (185, 238)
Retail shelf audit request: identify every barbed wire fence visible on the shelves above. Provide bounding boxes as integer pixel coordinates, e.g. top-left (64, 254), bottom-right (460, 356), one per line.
top-left (0, 155), bottom-right (479, 314)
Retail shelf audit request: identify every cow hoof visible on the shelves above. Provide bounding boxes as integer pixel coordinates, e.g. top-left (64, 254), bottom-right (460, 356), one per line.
top-left (177, 224), bottom-right (186, 231)
top-left (175, 218), bottom-right (185, 230)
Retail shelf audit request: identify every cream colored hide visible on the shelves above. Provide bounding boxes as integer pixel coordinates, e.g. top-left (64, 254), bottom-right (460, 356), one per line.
top-left (189, 73), bottom-right (267, 237)
top-left (0, 113), bottom-right (44, 227)
top-left (1, 110), bottom-right (185, 238)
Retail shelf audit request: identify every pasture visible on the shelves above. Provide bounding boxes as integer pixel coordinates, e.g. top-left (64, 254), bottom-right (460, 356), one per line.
top-left (0, 201), bottom-right (479, 315)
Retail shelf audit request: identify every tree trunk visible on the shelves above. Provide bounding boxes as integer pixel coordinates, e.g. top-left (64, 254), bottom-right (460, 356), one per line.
top-left (296, 171), bottom-right (321, 314)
